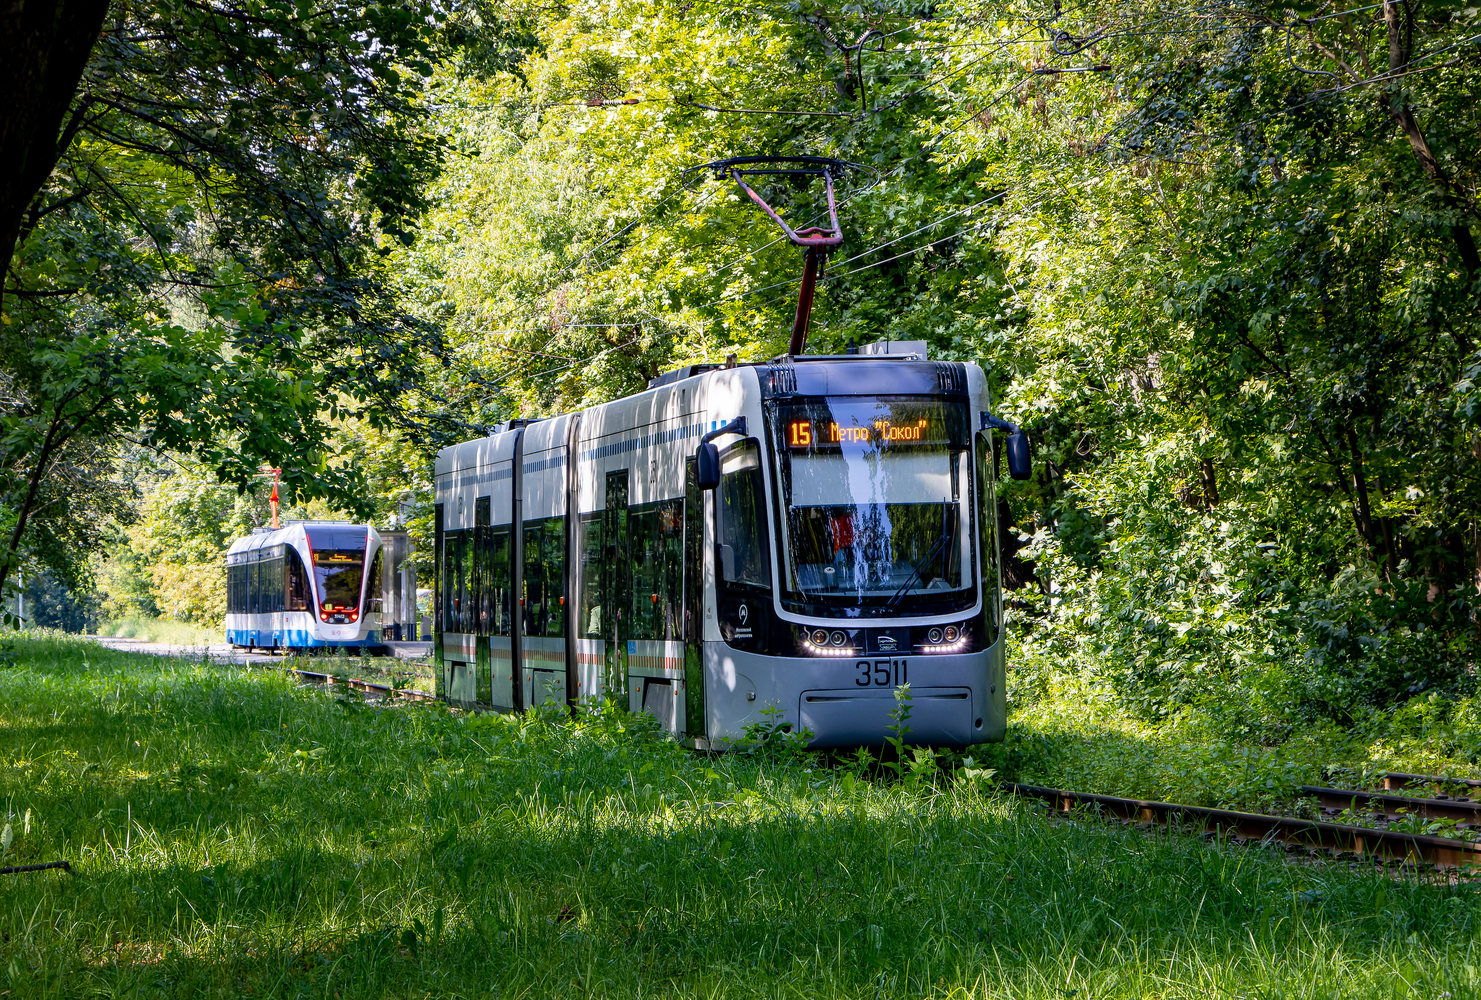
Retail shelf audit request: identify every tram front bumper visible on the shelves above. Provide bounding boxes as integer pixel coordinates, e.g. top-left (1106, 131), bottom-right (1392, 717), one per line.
top-left (798, 686), bottom-right (975, 748)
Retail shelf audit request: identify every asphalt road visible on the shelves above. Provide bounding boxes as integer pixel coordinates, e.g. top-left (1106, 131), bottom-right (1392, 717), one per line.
top-left (87, 635), bottom-right (433, 666)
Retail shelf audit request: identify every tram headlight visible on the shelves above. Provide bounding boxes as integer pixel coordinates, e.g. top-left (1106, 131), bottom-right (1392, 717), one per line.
top-left (927, 627), bottom-right (943, 644)
top-left (810, 629), bottom-right (829, 646)
top-left (829, 630), bottom-right (847, 647)
top-left (943, 625), bottom-right (959, 642)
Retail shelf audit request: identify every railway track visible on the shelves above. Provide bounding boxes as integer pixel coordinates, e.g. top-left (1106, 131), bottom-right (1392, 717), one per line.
top-left (276, 667), bottom-right (1481, 869)
top-left (1008, 773), bottom-right (1481, 869)
top-left (288, 667), bottom-right (436, 702)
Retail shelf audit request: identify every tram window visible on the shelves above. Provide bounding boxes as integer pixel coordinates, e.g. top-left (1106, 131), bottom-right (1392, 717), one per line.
top-left (543, 517), bottom-right (566, 637)
top-left (457, 531), bottom-right (473, 634)
top-left (472, 527), bottom-right (489, 635)
top-left (660, 501), bottom-right (683, 640)
top-left (286, 549), bottom-right (310, 612)
top-left (433, 502), bottom-right (444, 635)
top-left (718, 441), bottom-right (772, 589)
top-left (366, 548), bottom-right (384, 615)
top-left (628, 501), bottom-right (684, 641)
top-left (269, 553), bottom-right (284, 611)
top-left (523, 521), bottom-right (546, 636)
top-left (578, 515), bottom-right (604, 639)
top-left (489, 527), bottom-right (512, 637)
top-left (522, 517), bottom-right (566, 638)
top-left (628, 507), bottom-right (659, 640)
top-left (976, 429), bottom-right (1000, 643)
top-left (441, 528), bottom-right (456, 628)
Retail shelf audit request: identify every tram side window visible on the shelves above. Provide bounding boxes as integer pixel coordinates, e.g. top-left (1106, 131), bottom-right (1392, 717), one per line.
top-left (578, 515), bottom-right (604, 638)
top-left (660, 501), bottom-right (683, 640)
top-left (286, 549), bottom-right (310, 612)
top-left (440, 527), bottom-right (454, 629)
top-left (456, 531), bottom-right (472, 633)
top-left (248, 560), bottom-right (259, 615)
top-left (433, 502), bottom-right (444, 636)
top-left (628, 501), bottom-right (684, 641)
top-left (628, 507), bottom-right (658, 640)
top-left (545, 517), bottom-right (567, 636)
top-left (268, 552), bottom-right (284, 612)
top-left (450, 530), bottom-right (464, 632)
top-left (718, 441), bottom-right (772, 589)
top-left (442, 529), bottom-right (469, 633)
top-left (490, 527), bottom-right (512, 637)
top-left (975, 429), bottom-right (1001, 644)
top-left (522, 517), bottom-right (567, 638)
top-left (523, 521), bottom-right (546, 636)
top-left (366, 548), bottom-right (383, 615)
top-left (473, 526), bottom-right (490, 635)
top-left (473, 497), bottom-right (491, 636)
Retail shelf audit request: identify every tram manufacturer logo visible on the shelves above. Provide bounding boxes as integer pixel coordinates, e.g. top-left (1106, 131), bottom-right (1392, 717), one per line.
top-left (877, 634), bottom-right (898, 652)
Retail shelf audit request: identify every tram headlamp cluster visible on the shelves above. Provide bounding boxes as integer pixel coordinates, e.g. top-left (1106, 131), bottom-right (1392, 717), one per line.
top-left (920, 624), bottom-right (968, 653)
top-left (801, 627), bottom-right (857, 656)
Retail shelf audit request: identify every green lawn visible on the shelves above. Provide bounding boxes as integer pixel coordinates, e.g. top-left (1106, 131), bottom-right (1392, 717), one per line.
top-left (97, 617), bottom-right (221, 646)
top-left (1, 636), bottom-right (1478, 998)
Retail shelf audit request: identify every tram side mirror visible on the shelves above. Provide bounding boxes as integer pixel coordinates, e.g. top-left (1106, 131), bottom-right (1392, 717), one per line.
top-left (697, 442), bottom-right (721, 490)
top-left (1006, 430), bottom-right (1032, 481)
top-left (717, 543), bottom-right (737, 583)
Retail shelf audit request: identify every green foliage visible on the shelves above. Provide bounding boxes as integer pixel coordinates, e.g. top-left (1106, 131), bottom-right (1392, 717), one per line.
top-left (389, 0), bottom-right (1480, 739)
top-left (0, 0), bottom-right (535, 595)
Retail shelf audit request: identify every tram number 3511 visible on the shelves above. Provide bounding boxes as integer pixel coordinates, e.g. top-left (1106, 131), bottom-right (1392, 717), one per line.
top-left (856, 658), bottom-right (909, 687)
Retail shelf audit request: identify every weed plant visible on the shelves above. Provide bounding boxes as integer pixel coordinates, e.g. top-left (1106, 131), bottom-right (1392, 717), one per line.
top-left (1, 636), bottom-right (1479, 998)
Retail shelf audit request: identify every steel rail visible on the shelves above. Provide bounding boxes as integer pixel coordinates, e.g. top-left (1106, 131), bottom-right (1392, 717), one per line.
top-left (1379, 771), bottom-right (1481, 793)
top-left (0, 860), bottom-right (72, 876)
top-left (1006, 783), bottom-right (1481, 869)
top-left (1300, 785), bottom-right (1481, 825)
top-left (288, 668), bottom-right (435, 701)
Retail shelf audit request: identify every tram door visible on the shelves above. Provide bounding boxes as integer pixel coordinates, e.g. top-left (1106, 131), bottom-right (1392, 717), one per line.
top-left (603, 471), bottom-right (630, 705)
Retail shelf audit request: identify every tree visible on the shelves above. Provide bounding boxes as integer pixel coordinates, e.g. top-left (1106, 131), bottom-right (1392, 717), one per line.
top-left (0, 0), bottom-right (532, 597)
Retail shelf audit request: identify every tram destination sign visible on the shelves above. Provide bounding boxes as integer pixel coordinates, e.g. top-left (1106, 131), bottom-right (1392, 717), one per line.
top-left (785, 417), bottom-right (947, 450)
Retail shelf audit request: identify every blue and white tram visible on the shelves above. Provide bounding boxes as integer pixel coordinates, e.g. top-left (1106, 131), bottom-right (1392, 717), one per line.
top-left (225, 521), bottom-right (385, 651)
top-left (433, 341), bottom-right (1029, 747)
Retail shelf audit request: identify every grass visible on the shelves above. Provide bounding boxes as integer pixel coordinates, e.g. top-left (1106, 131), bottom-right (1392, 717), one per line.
top-left (984, 651), bottom-right (1481, 817)
top-left (1, 635), bottom-right (1479, 998)
top-left (97, 616), bottom-right (220, 646)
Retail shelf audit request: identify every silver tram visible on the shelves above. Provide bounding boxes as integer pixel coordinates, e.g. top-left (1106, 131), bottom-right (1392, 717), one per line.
top-left (433, 341), bottom-right (1027, 747)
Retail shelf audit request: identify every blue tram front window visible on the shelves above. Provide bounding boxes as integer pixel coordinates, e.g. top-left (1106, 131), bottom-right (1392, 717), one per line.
top-left (306, 526), bottom-right (369, 614)
top-left (772, 396), bottom-right (976, 618)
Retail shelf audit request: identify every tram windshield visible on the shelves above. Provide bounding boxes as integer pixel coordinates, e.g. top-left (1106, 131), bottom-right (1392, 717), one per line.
top-left (771, 395), bottom-right (976, 617)
top-left (306, 526), bottom-right (369, 611)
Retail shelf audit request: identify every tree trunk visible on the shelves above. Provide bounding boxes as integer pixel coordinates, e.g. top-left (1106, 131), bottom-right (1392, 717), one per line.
top-left (1200, 457), bottom-right (1219, 508)
top-left (1346, 428), bottom-right (1377, 552)
top-left (1473, 433), bottom-right (1481, 601)
top-left (1381, 0), bottom-right (1480, 276)
top-left (0, 0), bottom-right (111, 313)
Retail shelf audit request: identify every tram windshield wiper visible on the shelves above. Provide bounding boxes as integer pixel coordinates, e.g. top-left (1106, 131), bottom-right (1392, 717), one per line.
top-left (883, 499), bottom-right (953, 611)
